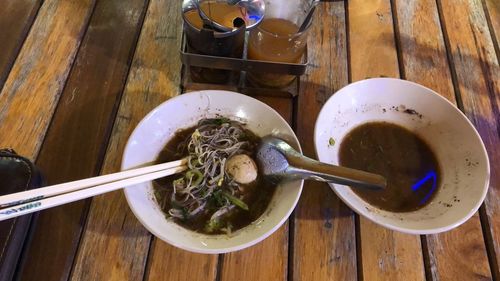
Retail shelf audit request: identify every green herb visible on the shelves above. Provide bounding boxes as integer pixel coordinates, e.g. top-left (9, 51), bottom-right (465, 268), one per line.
top-left (169, 203), bottom-right (188, 221)
top-left (153, 189), bottom-right (162, 201)
top-left (200, 187), bottom-right (209, 198)
top-left (210, 190), bottom-right (226, 207)
top-left (186, 169), bottom-right (203, 186)
top-left (222, 192), bottom-right (249, 211)
top-left (181, 207), bottom-right (189, 220)
top-left (204, 117), bottom-right (232, 126)
top-left (213, 117), bottom-right (231, 125)
top-left (205, 218), bottom-right (223, 233)
top-left (223, 222), bottom-right (233, 235)
top-left (238, 132), bottom-right (248, 140)
top-left (328, 137), bottom-right (335, 146)
top-left (188, 157), bottom-right (200, 167)
top-left (173, 178), bottom-right (185, 186)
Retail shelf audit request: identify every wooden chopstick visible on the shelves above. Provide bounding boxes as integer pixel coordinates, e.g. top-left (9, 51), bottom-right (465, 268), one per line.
top-left (0, 158), bottom-right (187, 208)
top-left (0, 160), bottom-right (187, 221)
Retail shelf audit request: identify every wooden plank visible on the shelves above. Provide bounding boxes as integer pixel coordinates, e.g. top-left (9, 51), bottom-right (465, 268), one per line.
top-left (483, 0), bottom-right (499, 56)
top-left (145, 240), bottom-right (218, 281)
top-left (349, 0), bottom-right (399, 80)
top-left (69, 0), bottom-right (185, 280)
top-left (219, 215), bottom-right (288, 281)
top-left (438, 0), bottom-right (500, 278)
top-left (0, 0), bottom-right (41, 88)
top-left (293, 2), bottom-right (357, 281)
top-left (348, 0), bottom-right (426, 280)
top-left (219, 96), bottom-right (292, 281)
top-left (426, 219), bottom-right (492, 280)
top-left (394, 0), bottom-right (493, 280)
top-left (0, 0), bottom-right (95, 159)
top-left (16, 0), bottom-right (149, 280)
top-left (394, 0), bottom-right (455, 101)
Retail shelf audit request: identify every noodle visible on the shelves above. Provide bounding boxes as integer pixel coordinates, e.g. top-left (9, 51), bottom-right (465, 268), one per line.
top-left (163, 118), bottom-right (256, 233)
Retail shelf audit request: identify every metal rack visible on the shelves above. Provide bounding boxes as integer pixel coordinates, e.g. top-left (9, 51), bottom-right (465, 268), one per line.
top-left (179, 30), bottom-right (308, 97)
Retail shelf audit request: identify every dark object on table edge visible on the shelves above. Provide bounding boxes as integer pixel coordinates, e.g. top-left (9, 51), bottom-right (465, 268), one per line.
top-left (0, 149), bottom-right (44, 281)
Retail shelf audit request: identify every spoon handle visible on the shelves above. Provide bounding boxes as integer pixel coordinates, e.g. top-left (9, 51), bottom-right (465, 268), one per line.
top-left (286, 153), bottom-right (387, 190)
top-left (298, 0), bottom-right (320, 33)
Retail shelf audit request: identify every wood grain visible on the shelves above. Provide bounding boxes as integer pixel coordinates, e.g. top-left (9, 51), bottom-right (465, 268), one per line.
top-left (69, 0), bottom-right (185, 280)
top-left (293, 2), bottom-right (357, 281)
top-left (348, 0), bottom-right (426, 280)
top-left (394, 0), bottom-right (455, 101)
top-left (220, 226), bottom-right (288, 281)
top-left (0, 0), bottom-right (41, 89)
top-left (395, 1), bottom-right (493, 280)
top-left (219, 95), bottom-right (292, 281)
top-left (0, 0), bottom-right (495, 279)
top-left (16, 0), bottom-right (149, 280)
top-left (145, 240), bottom-right (218, 281)
top-left (349, 0), bottom-right (399, 81)
top-left (0, 0), bottom-right (95, 159)
top-left (426, 216), bottom-right (492, 280)
top-left (438, 0), bottom-right (500, 278)
top-left (483, 0), bottom-right (499, 56)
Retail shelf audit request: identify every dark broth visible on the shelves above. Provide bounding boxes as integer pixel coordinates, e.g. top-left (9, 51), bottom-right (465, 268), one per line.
top-left (153, 125), bottom-right (276, 234)
top-left (339, 122), bottom-right (441, 212)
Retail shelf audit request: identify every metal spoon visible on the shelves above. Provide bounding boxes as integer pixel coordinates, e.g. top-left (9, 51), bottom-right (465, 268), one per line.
top-left (194, 0), bottom-right (265, 31)
top-left (191, 0), bottom-right (230, 32)
top-left (298, 0), bottom-right (319, 33)
top-left (255, 136), bottom-right (387, 190)
top-left (232, 0), bottom-right (265, 29)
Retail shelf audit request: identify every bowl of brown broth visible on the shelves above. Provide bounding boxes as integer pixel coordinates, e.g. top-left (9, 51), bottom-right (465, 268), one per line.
top-left (122, 90), bottom-right (303, 253)
top-left (314, 78), bottom-right (490, 234)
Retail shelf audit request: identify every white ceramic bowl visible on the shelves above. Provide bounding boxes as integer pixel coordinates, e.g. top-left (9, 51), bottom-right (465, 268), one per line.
top-left (122, 90), bottom-right (303, 253)
top-left (314, 78), bottom-right (490, 234)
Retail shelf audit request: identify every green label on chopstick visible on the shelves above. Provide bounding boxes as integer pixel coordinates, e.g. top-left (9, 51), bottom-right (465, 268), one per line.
top-left (0, 196), bottom-right (44, 208)
top-left (0, 201), bottom-right (42, 215)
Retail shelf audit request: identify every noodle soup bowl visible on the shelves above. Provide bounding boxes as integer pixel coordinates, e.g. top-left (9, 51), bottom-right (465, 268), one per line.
top-left (314, 78), bottom-right (490, 234)
top-left (122, 90), bottom-right (303, 253)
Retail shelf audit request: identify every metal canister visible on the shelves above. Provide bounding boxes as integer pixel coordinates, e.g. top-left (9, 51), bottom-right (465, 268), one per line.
top-left (182, 0), bottom-right (246, 83)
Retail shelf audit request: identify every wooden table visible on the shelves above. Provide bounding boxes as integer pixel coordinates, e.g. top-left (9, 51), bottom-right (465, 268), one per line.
top-left (1, 0), bottom-right (498, 280)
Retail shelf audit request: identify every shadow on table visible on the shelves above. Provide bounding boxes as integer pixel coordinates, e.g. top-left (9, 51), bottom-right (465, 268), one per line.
top-left (289, 79), bottom-right (356, 222)
top-left (293, 180), bottom-right (355, 224)
top-left (395, 33), bottom-right (499, 123)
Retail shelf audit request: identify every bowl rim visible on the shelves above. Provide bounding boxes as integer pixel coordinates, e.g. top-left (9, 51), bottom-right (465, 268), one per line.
top-left (313, 77), bottom-right (491, 235)
top-left (122, 90), bottom-right (304, 253)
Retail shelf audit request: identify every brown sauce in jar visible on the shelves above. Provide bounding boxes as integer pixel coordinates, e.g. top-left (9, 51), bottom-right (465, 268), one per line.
top-left (247, 18), bottom-right (302, 63)
top-left (184, 2), bottom-right (246, 30)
